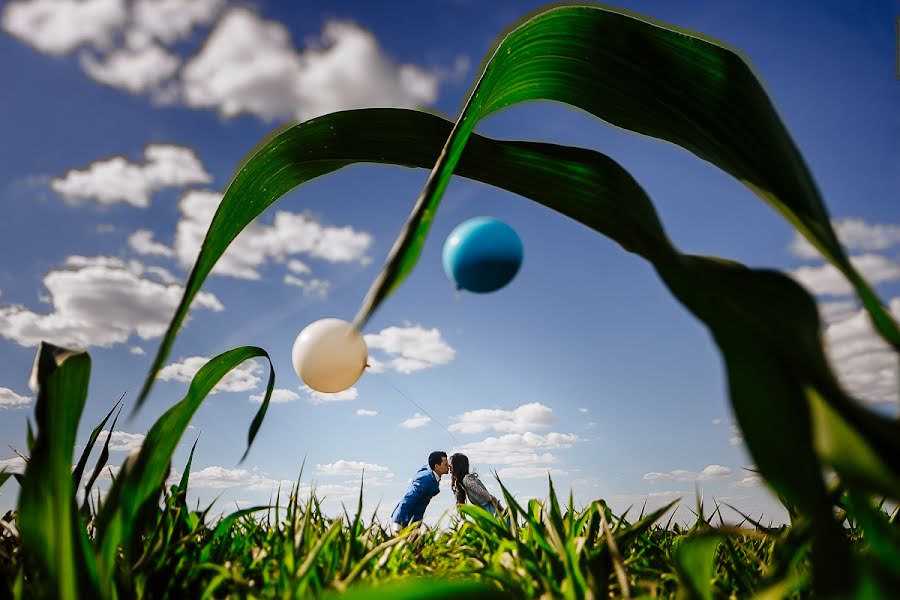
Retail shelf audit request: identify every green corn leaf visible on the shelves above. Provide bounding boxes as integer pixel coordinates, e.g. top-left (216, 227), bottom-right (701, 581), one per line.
top-left (17, 343), bottom-right (100, 599)
top-left (72, 395), bottom-right (123, 489)
top-left (94, 346), bottom-right (275, 587)
top-left (328, 579), bottom-right (514, 600)
top-left (135, 3), bottom-right (897, 413)
top-left (349, 3), bottom-right (898, 349)
top-left (80, 403), bottom-right (124, 513)
top-left (673, 532), bottom-right (722, 600)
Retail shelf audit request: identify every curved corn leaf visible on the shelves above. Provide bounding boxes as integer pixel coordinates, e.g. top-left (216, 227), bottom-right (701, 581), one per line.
top-left (673, 532), bottom-right (722, 600)
top-left (95, 346), bottom-right (274, 587)
top-left (351, 2), bottom-right (898, 349)
top-left (136, 3), bottom-right (897, 411)
top-left (18, 343), bottom-right (100, 599)
top-left (131, 104), bottom-right (897, 593)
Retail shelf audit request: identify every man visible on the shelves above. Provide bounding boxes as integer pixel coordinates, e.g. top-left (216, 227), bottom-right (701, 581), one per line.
top-left (391, 451), bottom-right (449, 530)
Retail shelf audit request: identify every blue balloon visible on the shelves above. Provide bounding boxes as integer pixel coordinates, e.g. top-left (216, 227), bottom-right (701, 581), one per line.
top-left (442, 217), bottom-right (523, 293)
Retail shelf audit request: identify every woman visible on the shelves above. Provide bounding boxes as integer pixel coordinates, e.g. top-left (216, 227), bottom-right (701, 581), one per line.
top-left (449, 453), bottom-right (502, 517)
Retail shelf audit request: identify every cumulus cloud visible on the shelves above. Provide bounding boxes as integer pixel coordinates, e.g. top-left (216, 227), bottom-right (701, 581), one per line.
top-left (51, 144), bottom-right (211, 207)
top-left (133, 0), bottom-right (224, 45)
top-left (790, 218), bottom-right (900, 259)
top-left (303, 386), bottom-right (358, 405)
top-left (283, 275), bottom-right (330, 299)
top-left (399, 413), bottom-right (431, 429)
top-left (822, 298), bottom-right (900, 405)
top-left (735, 475), bottom-right (762, 488)
top-left (364, 324), bottom-right (455, 374)
top-left (456, 432), bottom-right (580, 466)
top-left (130, 346), bottom-right (146, 355)
top-left (183, 466), bottom-right (294, 491)
top-left (249, 388), bottom-right (300, 404)
top-left (128, 229), bottom-right (175, 257)
top-left (449, 402), bottom-right (553, 434)
top-left (181, 9), bottom-right (437, 121)
top-left (355, 408), bottom-right (377, 417)
top-left (158, 355), bottom-right (261, 394)
top-left (0, 256), bottom-right (222, 348)
top-left (80, 41), bottom-right (180, 92)
top-left (2, 0), bottom-right (126, 55)
top-left (0, 387), bottom-right (32, 409)
top-left (643, 464), bottom-right (732, 482)
top-left (315, 460), bottom-right (389, 476)
top-left (175, 190), bottom-right (372, 280)
top-left (790, 254), bottom-right (900, 297)
top-left (98, 430), bottom-right (145, 452)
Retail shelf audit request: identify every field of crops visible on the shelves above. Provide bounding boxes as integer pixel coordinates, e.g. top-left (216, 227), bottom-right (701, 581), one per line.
top-left (0, 389), bottom-right (889, 600)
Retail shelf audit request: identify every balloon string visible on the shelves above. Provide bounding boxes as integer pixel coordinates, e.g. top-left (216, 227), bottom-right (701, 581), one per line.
top-left (375, 373), bottom-right (462, 449)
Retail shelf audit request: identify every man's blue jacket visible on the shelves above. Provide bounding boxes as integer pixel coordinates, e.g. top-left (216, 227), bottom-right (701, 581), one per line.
top-left (391, 465), bottom-right (440, 526)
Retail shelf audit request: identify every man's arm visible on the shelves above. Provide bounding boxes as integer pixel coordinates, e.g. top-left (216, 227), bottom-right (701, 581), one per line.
top-left (393, 474), bottom-right (429, 522)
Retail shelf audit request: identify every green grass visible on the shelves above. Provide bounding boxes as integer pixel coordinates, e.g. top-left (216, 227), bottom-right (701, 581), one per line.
top-left (3, 2), bottom-right (899, 597)
top-left (1, 402), bottom-right (895, 600)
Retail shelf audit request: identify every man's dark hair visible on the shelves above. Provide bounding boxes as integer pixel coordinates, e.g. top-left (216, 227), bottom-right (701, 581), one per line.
top-left (428, 451), bottom-right (447, 470)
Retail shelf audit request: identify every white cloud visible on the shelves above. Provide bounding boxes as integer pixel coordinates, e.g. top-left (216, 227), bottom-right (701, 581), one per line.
top-left (283, 275), bottom-right (330, 299)
top-left (128, 229), bottom-right (175, 257)
top-left (315, 460), bottom-right (389, 476)
top-left (0, 387), bottom-right (32, 409)
top-left (399, 413), bottom-right (431, 429)
top-left (249, 388), bottom-right (300, 404)
top-left (181, 9), bottom-right (437, 121)
top-left (175, 190), bottom-right (372, 280)
top-left (287, 259), bottom-right (311, 274)
top-left (145, 265), bottom-right (179, 285)
top-left (0, 256), bottom-right (222, 348)
top-left (130, 346), bottom-right (145, 355)
top-left (817, 300), bottom-right (858, 325)
top-left (0, 456), bottom-right (26, 474)
top-left (304, 386), bottom-right (358, 405)
top-left (456, 432), bottom-right (580, 466)
top-left (133, 0), bottom-right (223, 45)
top-left (98, 430), bottom-right (145, 452)
top-left (577, 407), bottom-right (589, 414)
top-left (643, 464), bottom-right (732, 482)
top-left (790, 254), bottom-right (900, 297)
top-left (2, 0), bottom-right (126, 55)
top-left (822, 298), bottom-right (900, 406)
top-left (355, 408), bottom-right (377, 417)
top-left (51, 144), bottom-right (211, 207)
top-left (80, 41), bottom-right (180, 93)
top-left (735, 475), bottom-right (762, 488)
top-left (184, 466), bottom-right (294, 491)
top-left (497, 466), bottom-right (567, 480)
top-left (364, 324), bottom-right (456, 374)
top-left (449, 402), bottom-right (553, 434)
top-left (791, 218), bottom-right (900, 259)
top-left (729, 423), bottom-right (743, 446)
top-left (711, 418), bottom-right (722, 425)
top-left (158, 355), bottom-right (261, 394)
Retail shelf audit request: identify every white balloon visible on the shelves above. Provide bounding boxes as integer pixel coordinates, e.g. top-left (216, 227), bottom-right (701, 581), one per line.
top-left (292, 318), bottom-right (367, 393)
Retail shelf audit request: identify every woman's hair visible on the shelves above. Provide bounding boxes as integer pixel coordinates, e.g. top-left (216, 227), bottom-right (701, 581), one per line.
top-left (450, 453), bottom-right (470, 504)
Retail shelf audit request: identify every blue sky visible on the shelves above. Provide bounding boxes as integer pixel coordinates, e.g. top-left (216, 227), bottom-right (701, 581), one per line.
top-left (0, 0), bottom-right (897, 527)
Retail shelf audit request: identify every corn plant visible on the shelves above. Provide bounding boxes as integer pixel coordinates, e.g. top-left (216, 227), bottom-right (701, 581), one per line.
top-left (3, 2), bottom-right (899, 598)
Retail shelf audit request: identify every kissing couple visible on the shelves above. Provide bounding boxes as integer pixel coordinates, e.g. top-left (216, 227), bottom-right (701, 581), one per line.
top-left (390, 451), bottom-right (504, 530)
